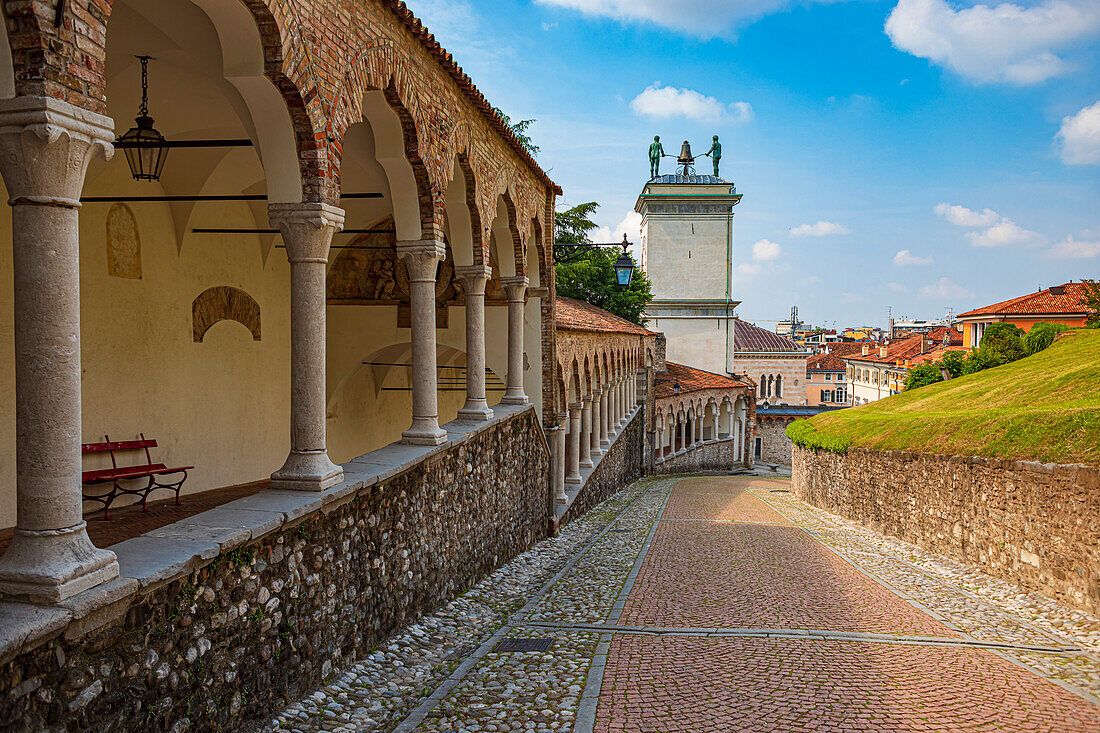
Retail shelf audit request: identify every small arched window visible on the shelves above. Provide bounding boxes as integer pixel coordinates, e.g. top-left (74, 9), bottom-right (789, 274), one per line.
top-left (775, 374), bottom-right (783, 398)
top-left (760, 374), bottom-right (767, 397)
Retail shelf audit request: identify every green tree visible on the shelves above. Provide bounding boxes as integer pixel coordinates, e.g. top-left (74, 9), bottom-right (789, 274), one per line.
top-left (978, 322), bottom-right (1025, 366)
top-left (493, 108), bottom-right (539, 156)
top-left (1083, 279), bottom-right (1100, 328)
top-left (553, 202), bottom-right (653, 325)
top-left (1024, 322), bottom-right (1070, 356)
top-left (904, 363), bottom-right (944, 391)
top-left (938, 350), bottom-right (968, 378)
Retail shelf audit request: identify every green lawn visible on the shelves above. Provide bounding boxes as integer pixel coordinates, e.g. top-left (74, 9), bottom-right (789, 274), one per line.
top-left (790, 330), bottom-right (1100, 465)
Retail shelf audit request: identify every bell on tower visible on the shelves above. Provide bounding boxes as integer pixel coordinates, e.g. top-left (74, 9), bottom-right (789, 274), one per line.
top-left (676, 140), bottom-right (696, 176)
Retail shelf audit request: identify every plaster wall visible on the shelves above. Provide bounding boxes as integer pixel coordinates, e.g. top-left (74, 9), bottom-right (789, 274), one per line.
top-left (642, 215), bottom-right (730, 302)
top-left (647, 316), bottom-right (732, 375)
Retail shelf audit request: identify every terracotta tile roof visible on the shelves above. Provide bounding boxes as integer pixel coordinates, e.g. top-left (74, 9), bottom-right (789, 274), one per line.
top-left (733, 319), bottom-right (804, 352)
top-left (907, 345), bottom-right (971, 367)
top-left (824, 342), bottom-right (868, 357)
top-left (555, 297), bottom-right (655, 336)
top-left (383, 1), bottom-right (561, 195)
top-left (844, 327), bottom-right (963, 365)
top-left (806, 354), bottom-right (846, 371)
top-left (654, 362), bottom-right (750, 399)
top-left (958, 282), bottom-right (1093, 318)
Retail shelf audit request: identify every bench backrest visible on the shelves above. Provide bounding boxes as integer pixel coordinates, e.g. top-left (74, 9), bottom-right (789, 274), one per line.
top-left (82, 434), bottom-right (157, 468)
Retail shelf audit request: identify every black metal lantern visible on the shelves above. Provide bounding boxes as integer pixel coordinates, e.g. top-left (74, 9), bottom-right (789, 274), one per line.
top-left (613, 233), bottom-right (635, 288)
top-left (117, 56), bottom-right (169, 182)
top-left (673, 380), bottom-right (682, 395)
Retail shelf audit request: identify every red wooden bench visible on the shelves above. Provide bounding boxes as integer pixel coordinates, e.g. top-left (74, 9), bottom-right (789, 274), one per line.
top-left (81, 434), bottom-right (193, 519)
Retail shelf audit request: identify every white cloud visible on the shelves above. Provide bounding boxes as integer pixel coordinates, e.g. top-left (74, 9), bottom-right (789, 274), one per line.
top-left (1049, 234), bottom-right (1100, 258)
top-left (737, 263), bottom-right (763, 275)
top-left (797, 276), bottom-right (823, 287)
top-left (630, 83), bottom-right (752, 123)
top-left (840, 292), bottom-right (864, 304)
top-left (887, 282), bottom-right (907, 293)
top-left (1057, 100), bottom-right (1100, 165)
top-left (790, 220), bottom-right (851, 237)
top-left (920, 277), bottom-right (973, 299)
top-left (966, 219), bottom-right (1044, 247)
top-left (935, 202), bottom-right (1000, 227)
top-left (541, 21), bottom-right (559, 30)
top-left (535, 0), bottom-right (843, 36)
top-left (752, 239), bottom-right (782, 261)
top-left (885, 0), bottom-right (1100, 85)
top-left (590, 211), bottom-right (644, 255)
top-left (936, 202), bottom-right (1043, 247)
top-left (894, 249), bottom-right (934, 266)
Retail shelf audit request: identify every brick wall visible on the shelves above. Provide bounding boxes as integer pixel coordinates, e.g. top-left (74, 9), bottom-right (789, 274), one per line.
top-left (792, 446), bottom-right (1100, 615)
top-left (0, 409), bottom-right (549, 731)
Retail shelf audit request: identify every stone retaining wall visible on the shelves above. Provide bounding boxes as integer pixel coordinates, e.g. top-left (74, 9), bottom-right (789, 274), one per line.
top-left (792, 446), bottom-right (1100, 614)
top-left (561, 408), bottom-right (645, 526)
top-left (0, 407), bottom-right (549, 732)
top-left (654, 439), bottom-right (733, 475)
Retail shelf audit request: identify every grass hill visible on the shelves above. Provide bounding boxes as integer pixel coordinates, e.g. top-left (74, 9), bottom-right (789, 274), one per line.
top-left (789, 330), bottom-right (1100, 465)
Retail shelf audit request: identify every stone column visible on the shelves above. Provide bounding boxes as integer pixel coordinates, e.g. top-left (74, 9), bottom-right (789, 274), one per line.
top-left (553, 415), bottom-right (567, 504)
top-left (268, 203), bottom-right (345, 491)
top-left (617, 380), bottom-right (627, 428)
top-left (500, 276), bottom-right (529, 405)
top-left (397, 239), bottom-right (448, 445)
top-left (0, 97), bottom-right (119, 602)
top-left (589, 389), bottom-right (603, 459)
top-left (579, 397), bottom-right (594, 468)
top-left (598, 388), bottom-right (611, 449)
top-left (654, 427), bottom-right (664, 462)
top-left (565, 403), bottom-right (583, 485)
top-left (456, 264), bottom-right (493, 421)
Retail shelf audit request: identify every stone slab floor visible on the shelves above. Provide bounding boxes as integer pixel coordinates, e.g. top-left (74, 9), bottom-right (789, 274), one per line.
top-left (267, 475), bottom-right (1100, 732)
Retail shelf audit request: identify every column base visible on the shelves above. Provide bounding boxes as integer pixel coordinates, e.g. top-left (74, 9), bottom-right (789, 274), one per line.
top-left (271, 450), bottom-right (343, 491)
top-left (401, 421), bottom-right (448, 446)
top-left (0, 522), bottom-right (119, 603)
top-left (590, 448), bottom-right (603, 459)
top-left (579, 458), bottom-right (594, 469)
top-left (457, 402), bottom-right (495, 421)
top-left (556, 494), bottom-right (568, 505)
top-left (600, 439), bottom-right (611, 450)
top-left (500, 393), bottom-right (529, 406)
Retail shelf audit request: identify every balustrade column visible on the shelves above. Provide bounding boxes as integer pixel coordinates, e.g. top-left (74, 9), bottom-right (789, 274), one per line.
top-left (599, 388), bottom-right (611, 449)
top-left (500, 276), bottom-right (529, 405)
top-left (456, 265), bottom-right (493, 420)
top-left (617, 380), bottom-right (628, 428)
top-left (655, 427), bottom-right (664, 461)
top-left (565, 402), bottom-right (583, 485)
top-left (579, 396), bottom-right (594, 469)
top-left (397, 240), bottom-right (448, 445)
top-left (590, 390), bottom-right (603, 458)
top-left (269, 203), bottom-right (345, 491)
top-left (553, 414), bottom-right (568, 504)
top-left (0, 97), bottom-right (120, 602)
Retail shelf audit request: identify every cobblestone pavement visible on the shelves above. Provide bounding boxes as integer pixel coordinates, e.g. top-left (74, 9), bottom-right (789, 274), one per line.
top-left (269, 474), bottom-right (1100, 732)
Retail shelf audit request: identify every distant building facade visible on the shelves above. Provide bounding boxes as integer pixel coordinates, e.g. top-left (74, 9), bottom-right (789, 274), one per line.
top-left (805, 353), bottom-right (847, 406)
top-left (957, 282), bottom-right (1095, 348)
top-left (844, 327), bottom-right (964, 405)
top-left (729, 319), bottom-right (810, 406)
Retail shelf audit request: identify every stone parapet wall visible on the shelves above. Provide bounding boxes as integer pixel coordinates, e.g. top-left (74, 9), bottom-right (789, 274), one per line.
top-left (561, 409), bottom-right (645, 526)
top-left (0, 408), bottom-right (549, 732)
top-left (792, 446), bottom-right (1100, 614)
top-left (654, 440), bottom-right (732, 475)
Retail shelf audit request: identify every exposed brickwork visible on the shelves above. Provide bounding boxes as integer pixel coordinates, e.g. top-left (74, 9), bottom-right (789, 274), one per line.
top-left (0, 409), bottom-right (549, 731)
top-left (792, 446), bottom-right (1100, 614)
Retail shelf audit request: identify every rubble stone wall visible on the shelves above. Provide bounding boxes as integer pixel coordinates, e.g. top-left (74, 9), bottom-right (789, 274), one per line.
top-left (0, 409), bottom-right (549, 732)
top-left (756, 417), bottom-right (795, 465)
top-left (792, 446), bottom-right (1100, 614)
top-left (654, 440), bottom-right (733, 475)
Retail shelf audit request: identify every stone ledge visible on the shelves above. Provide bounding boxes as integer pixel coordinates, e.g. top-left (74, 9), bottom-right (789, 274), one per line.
top-left (0, 404), bottom-right (542, 663)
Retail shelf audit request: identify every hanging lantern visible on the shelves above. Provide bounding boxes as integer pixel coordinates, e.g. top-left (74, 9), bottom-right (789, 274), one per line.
top-left (117, 56), bottom-right (169, 182)
top-left (613, 233), bottom-right (635, 288)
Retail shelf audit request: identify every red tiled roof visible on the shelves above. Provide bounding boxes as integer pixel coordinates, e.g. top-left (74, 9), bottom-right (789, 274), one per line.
top-left (654, 362), bottom-right (749, 399)
top-left (907, 345), bottom-right (971, 367)
top-left (958, 282), bottom-right (1092, 318)
top-left (824, 342), bottom-right (868, 357)
top-left (383, 2), bottom-right (561, 195)
top-left (844, 327), bottom-right (962, 365)
top-left (733, 319), bottom-right (803, 352)
top-left (555, 297), bottom-right (655, 336)
top-left (806, 353), bottom-right (846, 371)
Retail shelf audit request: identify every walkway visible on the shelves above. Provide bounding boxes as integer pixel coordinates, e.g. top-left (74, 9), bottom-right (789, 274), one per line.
top-left (269, 475), bottom-right (1100, 732)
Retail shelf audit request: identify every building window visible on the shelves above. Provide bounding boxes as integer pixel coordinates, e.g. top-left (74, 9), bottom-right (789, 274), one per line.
top-left (825, 373), bottom-right (831, 381)
top-left (760, 374), bottom-right (766, 398)
top-left (775, 374), bottom-right (783, 398)
top-left (755, 436), bottom-right (762, 459)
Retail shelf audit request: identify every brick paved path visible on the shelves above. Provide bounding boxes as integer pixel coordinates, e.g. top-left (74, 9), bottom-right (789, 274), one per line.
top-left (271, 475), bottom-right (1100, 732)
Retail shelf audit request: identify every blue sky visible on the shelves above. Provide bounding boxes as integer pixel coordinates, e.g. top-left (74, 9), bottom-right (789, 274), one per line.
top-left (407, 0), bottom-right (1100, 329)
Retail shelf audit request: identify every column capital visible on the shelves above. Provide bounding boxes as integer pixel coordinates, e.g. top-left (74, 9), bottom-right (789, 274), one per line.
top-left (0, 96), bottom-right (114, 208)
top-left (501, 275), bottom-right (529, 302)
top-left (269, 203), bottom-right (345, 263)
top-left (581, 395), bottom-right (593, 405)
top-left (569, 401), bottom-right (583, 412)
top-left (455, 263), bottom-right (493, 294)
top-left (397, 239), bottom-right (446, 281)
